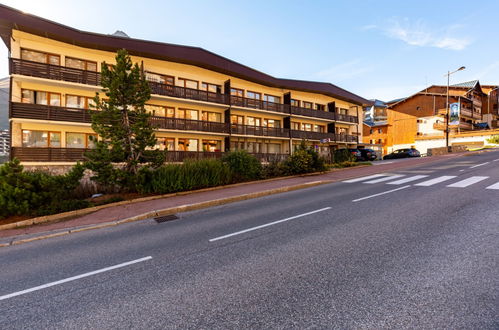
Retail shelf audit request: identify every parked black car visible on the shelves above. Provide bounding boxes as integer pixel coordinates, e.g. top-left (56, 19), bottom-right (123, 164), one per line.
top-left (358, 148), bottom-right (377, 161)
top-left (347, 148), bottom-right (363, 161)
top-left (383, 148), bottom-right (421, 160)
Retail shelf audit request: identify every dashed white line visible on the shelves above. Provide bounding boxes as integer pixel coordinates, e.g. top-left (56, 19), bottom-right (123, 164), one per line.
top-left (364, 175), bottom-right (405, 184)
top-left (486, 182), bottom-right (499, 190)
top-left (447, 176), bottom-right (489, 188)
top-left (342, 174), bottom-right (387, 183)
top-left (469, 162), bottom-right (490, 169)
top-left (209, 207), bottom-right (332, 242)
top-left (0, 256), bottom-right (153, 301)
top-left (494, 159), bottom-right (499, 162)
top-left (415, 176), bottom-right (457, 187)
top-left (352, 185), bottom-right (411, 202)
top-left (386, 175), bottom-right (429, 185)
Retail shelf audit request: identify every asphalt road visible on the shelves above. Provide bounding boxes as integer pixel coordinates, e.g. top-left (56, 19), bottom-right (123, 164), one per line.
top-left (1, 150), bottom-right (498, 329)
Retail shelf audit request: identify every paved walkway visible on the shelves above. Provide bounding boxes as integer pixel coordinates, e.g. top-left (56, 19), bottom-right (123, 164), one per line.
top-left (0, 152), bottom-right (479, 240)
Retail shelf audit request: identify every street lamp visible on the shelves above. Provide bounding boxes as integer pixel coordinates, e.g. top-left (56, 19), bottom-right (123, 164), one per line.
top-left (445, 66), bottom-right (466, 149)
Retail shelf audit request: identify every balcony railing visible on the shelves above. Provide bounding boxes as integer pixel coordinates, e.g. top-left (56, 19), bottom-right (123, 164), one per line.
top-left (230, 124), bottom-right (290, 137)
top-left (334, 134), bottom-right (358, 143)
top-left (290, 106), bottom-right (336, 120)
top-left (10, 58), bottom-right (359, 122)
top-left (290, 130), bottom-right (335, 141)
top-left (229, 96), bottom-right (289, 114)
top-left (433, 122), bottom-right (473, 130)
top-left (11, 102), bottom-right (229, 134)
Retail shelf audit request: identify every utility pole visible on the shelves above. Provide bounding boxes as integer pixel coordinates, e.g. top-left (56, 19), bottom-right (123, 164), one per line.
top-left (444, 66), bottom-right (465, 151)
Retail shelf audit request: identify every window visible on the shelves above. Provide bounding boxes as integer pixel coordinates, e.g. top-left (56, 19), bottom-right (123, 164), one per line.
top-left (146, 72), bottom-right (175, 85)
top-left (369, 129), bottom-right (373, 134)
top-left (313, 125), bottom-right (325, 132)
top-left (178, 78), bottom-right (199, 89)
top-left (201, 82), bottom-right (221, 93)
top-left (263, 119), bottom-right (281, 128)
top-left (21, 89), bottom-right (61, 106)
top-left (337, 127), bottom-right (348, 134)
top-left (66, 95), bottom-right (94, 109)
top-left (303, 101), bottom-right (313, 109)
top-left (178, 138), bottom-right (198, 151)
top-left (177, 109), bottom-right (199, 120)
top-left (378, 128), bottom-right (382, 133)
top-left (302, 123), bottom-right (312, 131)
top-left (21, 49), bottom-right (60, 65)
top-left (231, 88), bottom-right (244, 97)
top-left (264, 94), bottom-right (281, 104)
top-left (291, 99), bottom-right (300, 107)
top-left (316, 104), bottom-right (325, 111)
top-left (267, 143), bottom-right (281, 153)
top-left (66, 57), bottom-right (97, 71)
top-left (247, 91), bottom-right (261, 100)
top-left (291, 122), bottom-right (301, 130)
top-left (22, 130), bottom-right (60, 147)
top-left (202, 140), bottom-right (221, 152)
top-left (339, 108), bottom-right (348, 115)
top-left (154, 137), bottom-right (175, 151)
top-left (66, 133), bottom-right (97, 148)
top-left (246, 116), bottom-right (261, 126)
top-left (145, 104), bottom-right (174, 117)
top-left (231, 115), bottom-right (244, 125)
top-left (201, 111), bottom-right (221, 122)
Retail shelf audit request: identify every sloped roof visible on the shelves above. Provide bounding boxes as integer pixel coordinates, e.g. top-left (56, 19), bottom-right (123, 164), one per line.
top-left (450, 80), bottom-right (479, 89)
top-left (0, 4), bottom-right (369, 105)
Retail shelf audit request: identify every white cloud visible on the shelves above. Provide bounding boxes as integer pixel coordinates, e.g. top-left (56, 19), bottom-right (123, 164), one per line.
top-left (315, 59), bottom-right (373, 82)
top-left (375, 18), bottom-right (471, 51)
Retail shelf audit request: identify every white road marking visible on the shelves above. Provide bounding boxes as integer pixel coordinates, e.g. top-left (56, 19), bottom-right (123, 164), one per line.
top-left (486, 182), bottom-right (499, 190)
top-left (352, 185), bottom-right (411, 202)
top-left (364, 175), bottom-right (405, 184)
top-left (469, 162), bottom-right (490, 169)
top-left (0, 256), bottom-right (153, 301)
top-left (459, 169), bottom-right (465, 172)
top-left (373, 161), bottom-right (393, 165)
top-left (494, 159), bottom-right (499, 162)
top-left (343, 174), bottom-right (387, 183)
top-left (209, 207), bottom-right (332, 242)
top-left (415, 176), bottom-right (457, 186)
top-left (386, 175), bottom-right (429, 185)
top-left (447, 176), bottom-right (489, 188)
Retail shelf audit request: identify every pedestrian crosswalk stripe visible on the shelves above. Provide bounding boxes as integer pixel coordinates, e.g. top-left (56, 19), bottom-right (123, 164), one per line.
top-left (486, 182), bottom-right (499, 190)
top-left (364, 175), bottom-right (405, 184)
top-left (386, 175), bottom-right (429, 185)
top-left (414, 176), bottom-right (457, 186)
top-left (447, 176), bottom-right (489, 188)
top-left (343, 174), bottom-right (387, 183)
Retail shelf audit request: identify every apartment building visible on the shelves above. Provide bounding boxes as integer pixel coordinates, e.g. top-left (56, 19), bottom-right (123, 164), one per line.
top-left (0, 5), bottom-right (366, 165)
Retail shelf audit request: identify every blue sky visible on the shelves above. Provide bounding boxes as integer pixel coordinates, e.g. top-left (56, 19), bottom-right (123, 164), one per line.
top-left (1, 0), bottom-right (498, 101)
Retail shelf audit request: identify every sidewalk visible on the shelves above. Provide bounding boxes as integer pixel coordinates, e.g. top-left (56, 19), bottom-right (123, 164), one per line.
top-left (0, 152), bottom-right (483, 244)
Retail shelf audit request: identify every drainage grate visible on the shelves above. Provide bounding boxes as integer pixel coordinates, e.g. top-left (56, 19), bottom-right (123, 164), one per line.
top-left (154, 214), bottom-right (179, 223)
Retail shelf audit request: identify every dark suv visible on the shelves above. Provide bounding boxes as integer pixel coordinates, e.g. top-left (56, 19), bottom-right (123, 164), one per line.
top-left (358, 148), bottom-right (377, 161)
top-left (383, 148), bottom-right (421, 160)
top-left (347, 149), bottom-right (362, 161)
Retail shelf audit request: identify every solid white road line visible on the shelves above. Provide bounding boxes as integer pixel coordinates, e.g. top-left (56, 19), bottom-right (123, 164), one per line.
top-left (352, 185), bottom-right (411, 202)
top-left (447, 176), bottom-right (489, 188)
top-left (364, 175), bottom-right (405, 184)
top-left (414, 176), bottom-right (457, 187)
top-left (373, 161), bottom-right (393, 165)
top-left (342, 174), bottom-right (387, 183)
top-left (0, 256), bottom-right (153, 301)
top-left (469, 162), bottom-right (490, 169)
top-left (386, 175), bottom-right (429, 185)
top-left (486, 182), bottom-right (499, 190)
top-left (209, 207), bottom-right (331, 242)
top-left (494, 159), bottom-right (499, 162)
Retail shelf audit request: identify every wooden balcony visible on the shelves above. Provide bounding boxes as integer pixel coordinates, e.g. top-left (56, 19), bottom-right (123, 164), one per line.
top-left (230, 124), bottom-right (290, 138)
top-left (11, 102), bottom-right (229, 134)
top-left (229, 95), bottom-right (289, 114)
top-left (290, 106), bottom-right (335, 120)
top-left (148, 81), bottom-right (228, 105)
top-left (290, 130), bottom-right (335, 141)
top-left (433, 121), bottom-right (473, 130)
top-left (335, 113), bottom-right (359, 123)
top-left (334, 134), bottom-right (358, 143)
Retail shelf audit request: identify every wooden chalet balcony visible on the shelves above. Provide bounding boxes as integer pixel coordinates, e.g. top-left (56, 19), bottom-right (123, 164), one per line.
top-left (334, 133), bottom-right (358, 143)
top-left (433, 121), bottom-right (473, 130)
top-left (290, 106), bottom-right (336, 120)
top-left (11, 102), bottom-right (229, 134)
top-left (290, 130), bottom-right (335, 141)
top-left (335, 113), bottom-right (359, 123)
top-left (148, 81), bottom-right (228, 105)
top-left (229, 95), bottom-right (289, 114)
top-left (230, 124), bottom-right (290, 137)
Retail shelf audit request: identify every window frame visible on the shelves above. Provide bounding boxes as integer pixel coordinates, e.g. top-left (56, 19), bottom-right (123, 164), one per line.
top-left (22, 129), bottom-right (61, 148)
top-left (230, 88), bottom-right (244, 97)
top-left (21, 89), bottom-right (61, 106)
top-left (65, 94), bottom-right (95, 109)
top-left (65, 56), bottom-right (98, 71)
top-left (201, 82), bottom-right (221, 93)
top-left (303, 101), bottom-right (313, 109)
top-left (263, 94), bottom-right (281, 104)
top-left (66, 132), bottom-right (98, 149)
top-left (177, 77), bottom-right (199, 90)
top-left (145, 71), bottom-right (175, 85)
top-left (21, 48), bottom-right (60, 65)
top-left (247, 91), bottom-right (262, 100)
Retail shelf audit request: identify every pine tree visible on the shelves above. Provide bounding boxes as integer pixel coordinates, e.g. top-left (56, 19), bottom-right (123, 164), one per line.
top-left (84, 49), bottom-right (164, 190)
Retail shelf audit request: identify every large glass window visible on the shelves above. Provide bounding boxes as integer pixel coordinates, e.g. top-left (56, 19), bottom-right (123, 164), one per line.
top-left (291, 99), bottom-right (300, 107)
top-left (66, 95), bottom-right (93, 109)
top-left (230, 88), bottom-right (244, 97)
top-left (231, 115), bottom-right (244, 125)
top-left (246, 116), bottom-right (261, 126)
top-left (21, 89), bottom-right (61, 106)
top-left (201, 82), bottom-right (221, 93)
top-left (291, 122), bottom-right (301, 130)
top-left (146, 72), bottom-right (174, 85)
top-left (202, 140), bottom-right (221, 152)
top-left (21, 49), bottom-right (60, 65)
top-left (316, 104), bottom-right (325, 111)
top-left (178, 78), bottom-right (199, 89)
top-left (178, 138), bottom-right (198, 151)
top-left (267, 143), bottom-right (281, 153)
top-left (201, 111), bottom-right (221, 122)
top-left (22, 130), bottom-right (61, 147)
top-left (66, 57), bottom-right (97, 71)
top-left (247, 91), bottom-right (261, 100)
top-left (145, 104), bottom-right (174, 117)
top-left (303, 123), bottom-right (312, 131)
top-left (177, 109), bottom-right (199, 120)
top-left (154, 137), bottom-right (175, 151)
top-left (303, 101), bottom-right (313, 109)
top-left (263, 119), bottom-right (280, 128)
top-left (66, 133), bottom-right (97, 148)
top-left (264, 94), bottom-right (281, 104)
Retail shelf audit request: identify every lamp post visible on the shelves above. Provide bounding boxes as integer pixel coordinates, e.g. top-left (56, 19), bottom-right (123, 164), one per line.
top-left (445, 66), bottom-right (466, 150)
